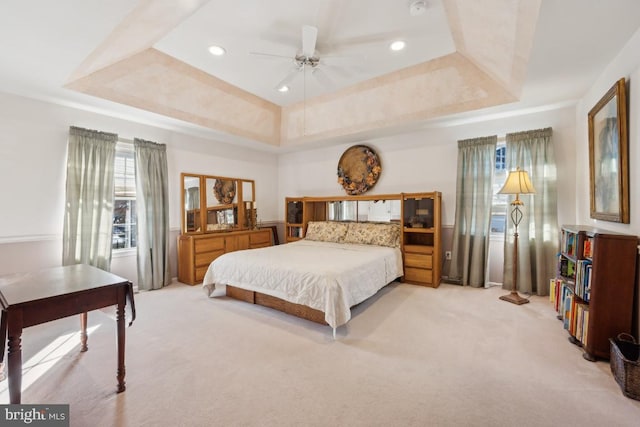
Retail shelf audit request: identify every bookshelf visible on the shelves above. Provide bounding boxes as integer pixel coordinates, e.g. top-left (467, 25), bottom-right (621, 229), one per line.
top-left (551, 225), bottom-right (638, 361)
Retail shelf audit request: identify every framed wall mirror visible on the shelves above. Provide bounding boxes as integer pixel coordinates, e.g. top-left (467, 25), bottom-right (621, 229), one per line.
top-left (180, 173), bottom-right (256, 234)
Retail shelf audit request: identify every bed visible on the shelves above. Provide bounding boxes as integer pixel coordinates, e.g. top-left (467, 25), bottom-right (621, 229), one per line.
top-left (202, 221), bottom-right (403, 336)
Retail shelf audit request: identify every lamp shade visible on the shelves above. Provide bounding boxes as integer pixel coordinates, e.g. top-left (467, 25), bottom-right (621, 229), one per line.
top-left (498, 167), bottom-right (536, 195)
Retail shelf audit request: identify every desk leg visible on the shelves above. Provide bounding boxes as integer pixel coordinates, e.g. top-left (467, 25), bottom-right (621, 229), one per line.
top-left (0, 310), bottom-right (6, 381)
top-left (7, 309), bottom-right (23, 404)
top-left (116, 289), bottom-right (126, 393)
top-left (80, 312), bottom-right (88, 352)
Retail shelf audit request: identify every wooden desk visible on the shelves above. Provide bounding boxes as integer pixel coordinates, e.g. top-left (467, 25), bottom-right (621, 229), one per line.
top-left (0, 264), bottom-right (136, 403)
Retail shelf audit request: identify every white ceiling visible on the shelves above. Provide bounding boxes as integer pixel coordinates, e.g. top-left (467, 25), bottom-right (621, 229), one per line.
top-left (1, 0), bottom-right (640, 150)
top-left (155, 0), bottom-right (456, 106)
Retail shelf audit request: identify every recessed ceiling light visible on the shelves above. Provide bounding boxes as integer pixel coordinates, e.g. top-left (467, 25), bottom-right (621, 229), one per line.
top-left (208, 45), bottom-right (226, 56)
top-left (277, 85), bottom-right (289, 93)
top-left (390, 40), bottom-right (406, 51)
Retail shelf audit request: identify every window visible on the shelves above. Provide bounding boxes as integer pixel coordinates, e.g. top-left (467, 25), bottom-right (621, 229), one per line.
top-left (491, 144), bottom-right (508, 234)
top-left (113, 142), bottom-right (137, 250)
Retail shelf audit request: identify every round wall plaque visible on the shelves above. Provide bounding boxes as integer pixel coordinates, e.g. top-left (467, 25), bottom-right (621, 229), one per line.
top-left (337, 145), bottom-right (382, 195)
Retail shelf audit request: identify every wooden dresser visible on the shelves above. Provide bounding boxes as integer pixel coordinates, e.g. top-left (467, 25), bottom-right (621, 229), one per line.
top-left (177, 229), bottom-right (272, 285)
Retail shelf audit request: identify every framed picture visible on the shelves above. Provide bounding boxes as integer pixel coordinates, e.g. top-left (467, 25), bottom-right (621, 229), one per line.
top-left (588, 78), bottom-right (629, 223)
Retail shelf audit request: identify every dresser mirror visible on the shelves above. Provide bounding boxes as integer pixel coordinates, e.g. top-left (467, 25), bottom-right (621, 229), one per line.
top-left (181, 173), bottom-right (256, 234)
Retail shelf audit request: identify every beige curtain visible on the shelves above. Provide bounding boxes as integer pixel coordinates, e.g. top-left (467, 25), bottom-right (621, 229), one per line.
top-left (62, 126), bottom-right (117, 270)
top-left (503, 127), bottom-right (558, 296)
top-left (134, 138), bottom-right (171, 290)
top-left (449, 136), bottom-right (497, 287)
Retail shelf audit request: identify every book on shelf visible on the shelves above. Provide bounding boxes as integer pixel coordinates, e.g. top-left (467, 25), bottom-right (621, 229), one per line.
top-left (288, 226), bottom-right (304, 238)
top-left (567, 260), bottom-right (575, 278)
top-left (570, 296), bottom-right (578, 335)
top-left (563, 288), bottom-right (574, 330)
top-left (561, 282), bottom-right (574, 327)
top-left (559, 256), bottom-right (576, 279)
top-left (575, 303), bottom-right (583, 343)
top-left (552, 278), bottom-right (589, 344)
top-left (575, 303), bottom-right (589, 345)
top-left (564, 232), bottom-right (576, 256)
top-left (559, 257), bottom-right (567, 277)
top-left (583, 238), bottom-right (593, 259)
top-left (575, 259), bottom-right (592, 301)
top-left (582, 309), bottom-right (589, 347)
top-left (551, 278), bottom-right (563, 312)
top-left (585, 265), bottom-right (592, 302)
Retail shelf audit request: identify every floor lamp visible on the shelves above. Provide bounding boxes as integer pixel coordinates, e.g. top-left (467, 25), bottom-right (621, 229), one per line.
top-left (498, 167), bottom-right (536, 305)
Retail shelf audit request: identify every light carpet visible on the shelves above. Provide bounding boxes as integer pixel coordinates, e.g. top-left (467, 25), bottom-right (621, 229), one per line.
top-left (1, 282), bottom-right (639, 426)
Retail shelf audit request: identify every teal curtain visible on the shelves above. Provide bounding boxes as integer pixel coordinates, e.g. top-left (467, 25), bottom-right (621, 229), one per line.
top-left (503, 127), bottom-right (558, 296)
top-left (62, 126), bottom-right (117, 270)
top-left (134, 138), bottom-right (171, 290)
top-left (449, 136), bottom-right (497, 287)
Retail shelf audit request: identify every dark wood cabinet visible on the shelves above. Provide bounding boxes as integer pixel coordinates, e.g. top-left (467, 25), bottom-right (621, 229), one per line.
top-left (553, 225), bottom-right (638, 361)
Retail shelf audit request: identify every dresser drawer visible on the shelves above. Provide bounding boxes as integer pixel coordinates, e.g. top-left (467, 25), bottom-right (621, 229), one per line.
top-left (251, 243), bottom-right (271, 249)
top-left (404, 252), bottom-right (433, 269)
top-left (404, 244), bottom-right (433, 255)
top-left (195, 266), bottom-right (209, 283)
top-left (226, 234), bottom-right (250, 252)
top-left (195, 249), bottom-right (224, 267)
top-left (250, 231), bottom-right (271, 246)
top-left (404, 267), bottom-right (433, 284)
top-left (195, 237), bottom-right (224, 253)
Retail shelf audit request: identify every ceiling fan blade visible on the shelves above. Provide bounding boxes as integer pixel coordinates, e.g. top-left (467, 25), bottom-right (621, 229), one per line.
top-left (274, 67), bottom-right (300, 90)
top-left (311, 67), bottom-right (333, 90)
top-left (326, 29), bottom-right (423, 52)
top-left (249, 51), bottom-right (292, 60)
top-left (321, 62), bottom-right (352, 79)
top-left (301, 25), bottom-right (318, 57)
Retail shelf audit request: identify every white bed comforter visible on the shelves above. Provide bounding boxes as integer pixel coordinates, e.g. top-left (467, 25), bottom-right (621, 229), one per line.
top-left (202, 240), bottom-right (403, 328)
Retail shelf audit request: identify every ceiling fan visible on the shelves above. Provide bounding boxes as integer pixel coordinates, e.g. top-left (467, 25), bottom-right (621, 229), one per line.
top-left (251, 25), bottom-right (335, 93)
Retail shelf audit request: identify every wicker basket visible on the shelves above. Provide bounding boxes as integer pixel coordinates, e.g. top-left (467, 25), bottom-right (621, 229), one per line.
top-left (610, 333), bottom-right (640, 400)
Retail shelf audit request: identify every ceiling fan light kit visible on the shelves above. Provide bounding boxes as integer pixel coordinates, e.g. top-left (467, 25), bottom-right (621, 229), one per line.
top-left (255, 17), bottom-right (414, 98)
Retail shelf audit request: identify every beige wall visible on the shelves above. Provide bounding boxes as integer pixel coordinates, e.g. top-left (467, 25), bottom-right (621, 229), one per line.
top-left (575, 26), bottom-right (640, 334)
top-left (0, 89), bottom-right (578, 286)
top-left (0, 92), bottom-right (279, 285)
top-left (277, 104), bottom-right (577, 281)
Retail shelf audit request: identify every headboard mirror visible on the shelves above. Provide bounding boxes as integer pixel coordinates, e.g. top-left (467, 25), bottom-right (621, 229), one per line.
top-left (181, 173), bottom-right (256, 234)
top-left (326, 199), bottom-right (401, 223)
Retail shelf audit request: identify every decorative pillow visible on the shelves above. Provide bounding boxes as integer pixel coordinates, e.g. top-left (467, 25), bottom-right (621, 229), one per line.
top-left (305, 221), bottom-right (349, 243)
top-left (343, 222), bottom-right (400, 247)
